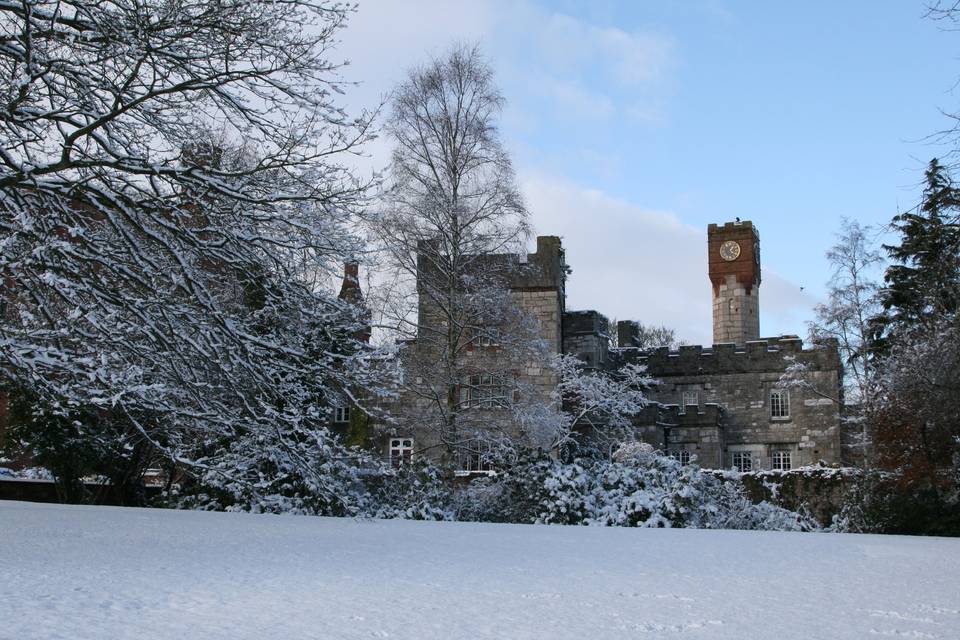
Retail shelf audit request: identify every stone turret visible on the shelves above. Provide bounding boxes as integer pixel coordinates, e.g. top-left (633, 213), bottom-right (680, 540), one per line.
top-left (708, 220), bottom-right (761, 345)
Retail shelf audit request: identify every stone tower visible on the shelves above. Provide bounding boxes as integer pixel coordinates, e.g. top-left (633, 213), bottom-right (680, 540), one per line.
top-left (708, 220), bottom-right (761, 345)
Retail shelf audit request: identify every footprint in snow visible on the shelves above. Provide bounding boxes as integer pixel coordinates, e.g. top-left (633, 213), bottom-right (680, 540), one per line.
top-left (520, 592), bottom-right (562, 599)
top-left (618, 592), bottom-right (695, 603)
top-left (868, 630), bottom-right (939, 639)
top-left (632, 620), bottom-right (723, 633)
top-left (913, 604), bottom-right (960, 616)
top-left (863, 610), bottom-right (936, 624)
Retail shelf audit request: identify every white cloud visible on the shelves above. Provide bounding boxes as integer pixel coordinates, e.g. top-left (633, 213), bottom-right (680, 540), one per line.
top-left (329, 1), bottom-right (499, 176)
top-left (543, 80), bottom-right (616, 121)
top-left (332, 1), bottom-right (676, 174)
top-left (343, 1), bottom-right (495, 93)
top-left (528, 12), bottom-right (672, 86)
top-left (329, 3), bottom-right (804, 346)
top-left (498, 5), bottom-right (674, 129)
top-left (521, 173), bottom-right (817, 346)
top-left (623, 102), bottom-right (667, 127)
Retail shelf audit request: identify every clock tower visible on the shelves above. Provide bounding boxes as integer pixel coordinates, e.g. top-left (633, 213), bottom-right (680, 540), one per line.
top-left (708, 220), bottom-right (761, 345)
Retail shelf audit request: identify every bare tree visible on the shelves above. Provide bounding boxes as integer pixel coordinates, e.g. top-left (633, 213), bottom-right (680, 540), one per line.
top-left (371, 44), bottom-right (544, 464)
top-left (925, 3), bottom-right (960, 172)
top-left (779, 219), bottom-right (883, 466)
top-left (551, 353), bottom-right (655, 459)
top-left (809, 219), bottom-right (883, 403)
top-left (615, 320), bottom-right (683, 350)
top-left (0, 0), bottom-right (391, 506)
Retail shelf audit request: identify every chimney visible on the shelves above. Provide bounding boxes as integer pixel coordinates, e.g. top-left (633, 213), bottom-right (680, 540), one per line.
top-left (338, 262), bottom-right (362, 304)
top-left (338, 262), bottom-right (371, 343)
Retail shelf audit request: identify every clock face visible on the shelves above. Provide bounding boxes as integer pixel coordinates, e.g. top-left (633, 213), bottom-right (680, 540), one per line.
top-left (720, 240), bottom-right (741, 262)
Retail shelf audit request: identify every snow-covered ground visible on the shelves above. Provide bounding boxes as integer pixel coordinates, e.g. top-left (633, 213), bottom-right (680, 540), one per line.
top-left (2, 500), bottom-right (958, 640)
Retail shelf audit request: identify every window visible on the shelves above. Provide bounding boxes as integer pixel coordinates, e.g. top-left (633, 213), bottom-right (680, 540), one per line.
top-left (671, 450), bottom-right (691, 465)
top-left (770, 389), bottom-right (790, 419)
top-left (731, 452), bottom-right (753, 472)
top-left (459, 374), bottom-right (508, 409)
top-left (388, 438), bottom-right (414, 468)
top-left (469, 327), bottom-right (500, 350)
top-left (457, 440), bottom-right (495, 474)
top-left (679, 390), bottom-right (699, 414)
top-left (475, 331), bottom-right (499, 348)
top-left (771, 450), bottom-right (792, 471)
top-left (333, 406), bottom-right (350, 423)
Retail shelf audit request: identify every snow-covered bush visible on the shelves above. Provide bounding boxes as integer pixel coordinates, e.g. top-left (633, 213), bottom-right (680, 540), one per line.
top-left (164, 443), bottom-right (816, 531)
top-left (830, 469), bottom-right (960, 535)
top-left (171, 426), bottom-right (374, 517)
top-left (459, 449), bottom-right (817, 531)
top-left (172, 443), bottom-right (460, 520)
top-left (366, 461), bottom-right (457, 521)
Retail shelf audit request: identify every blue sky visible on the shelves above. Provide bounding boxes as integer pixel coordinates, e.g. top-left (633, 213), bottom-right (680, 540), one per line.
top-left (340, 1), bottom-right (957, 344)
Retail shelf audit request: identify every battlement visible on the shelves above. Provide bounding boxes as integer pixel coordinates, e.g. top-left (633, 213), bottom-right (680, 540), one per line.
top-left (630, 402), bottom-right (724, 434)
top-left (613, 335), bottom-right (839, 376)
top-left (563, 309), bottom-right (609, 337)
top-left (510, 235), bottom-right (566, 292)
top-left (415, 235), bottom-right (566, 294)
top-left (563, 309), bottom-right (610, 368)
top-left (707, 220), bottom-right (756, 233)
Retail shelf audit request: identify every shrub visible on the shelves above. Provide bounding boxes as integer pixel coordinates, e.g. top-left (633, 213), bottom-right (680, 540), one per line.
top-left (458, 448), bottom-right (818, 531)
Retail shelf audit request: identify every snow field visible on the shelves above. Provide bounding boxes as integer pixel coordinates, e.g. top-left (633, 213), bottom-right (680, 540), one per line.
top-left (1, 500), bottom-right (958, 639)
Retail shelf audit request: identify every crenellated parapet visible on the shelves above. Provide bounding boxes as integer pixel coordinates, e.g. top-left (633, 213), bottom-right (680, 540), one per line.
top-left (612, 335), bottom-right (840, 377)
top-left (563, 309), bottom-right (610, 369)
top-left (510, 235), bottom-right (567, 295)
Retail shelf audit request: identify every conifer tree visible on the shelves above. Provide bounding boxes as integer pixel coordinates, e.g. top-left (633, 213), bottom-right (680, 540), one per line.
top-left (867, 158), bottom-right (960, 486)
top-left (871, 158), bottom-right (960, 352)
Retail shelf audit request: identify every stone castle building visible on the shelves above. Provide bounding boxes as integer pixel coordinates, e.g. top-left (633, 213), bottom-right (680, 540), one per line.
top-left (559, 221), bottom-right (844, 471)
top-left (382, 236), bottom-right (568, 472)
top-left (379, 220), bottom-right (845, 472)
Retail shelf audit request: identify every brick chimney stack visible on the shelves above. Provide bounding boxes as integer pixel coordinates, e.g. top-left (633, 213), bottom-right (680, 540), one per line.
top-left (338, 262), bottom-right (370, 343)
top-left (338, 262), bottom-right (362, 305)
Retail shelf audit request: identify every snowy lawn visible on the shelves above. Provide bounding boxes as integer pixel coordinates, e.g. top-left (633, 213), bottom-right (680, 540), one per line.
top-left (2, 500), bottom-right (959, 640)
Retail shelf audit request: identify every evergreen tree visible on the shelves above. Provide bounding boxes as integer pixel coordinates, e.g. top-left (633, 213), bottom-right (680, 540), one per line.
top-left (871, 158), bottom-right (960, 352)
top-left (867, 159), bottom-right (960, 491)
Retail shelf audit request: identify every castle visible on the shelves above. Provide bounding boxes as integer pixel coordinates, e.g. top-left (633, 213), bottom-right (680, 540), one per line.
top-left (379, 220), bottom-right (846, 472)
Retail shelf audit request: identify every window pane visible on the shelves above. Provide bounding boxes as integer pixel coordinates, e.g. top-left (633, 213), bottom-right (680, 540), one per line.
top-left (732, 452), bottom-right (752, 472)
top-left (772, 451), bottom-right (791, 471)
top-left (770, 389), bottom-right (790, 418)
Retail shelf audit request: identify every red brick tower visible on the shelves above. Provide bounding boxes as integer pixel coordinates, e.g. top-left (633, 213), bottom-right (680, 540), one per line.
top-left (708, 221), bottom-right (761, 345)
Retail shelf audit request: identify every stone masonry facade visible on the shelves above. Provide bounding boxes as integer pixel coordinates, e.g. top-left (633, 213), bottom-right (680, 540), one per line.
top-left (382, 236), bottom-right (567, 471)
top-left (612, 334), bottom-right (843, 470)
top-left (380, 221), bottom-right (845, 472)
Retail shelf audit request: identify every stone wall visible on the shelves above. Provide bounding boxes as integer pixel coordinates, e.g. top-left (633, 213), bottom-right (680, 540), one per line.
top-left (712, 273), bottom-right (760, 345)
top-left (631, 404), bottom-right (726, 468)
top-left (615, 336), bottom-right (844, 470)
top-left (515, 288), bottom-right (563, 400)
top-left (391, 236), bottom-right (567, 466)
top-left (562, 310), bottom-right (609, 369)
top-left (731, 467), bottom-right (860, 527)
